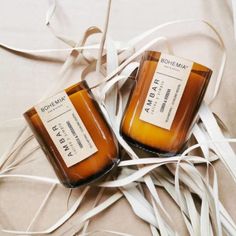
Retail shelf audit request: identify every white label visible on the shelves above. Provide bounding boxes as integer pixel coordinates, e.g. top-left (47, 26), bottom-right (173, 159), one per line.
top-left (35, 91), bottom-right (98, 167)
top-left (140, 53), bottom-right (193, 130)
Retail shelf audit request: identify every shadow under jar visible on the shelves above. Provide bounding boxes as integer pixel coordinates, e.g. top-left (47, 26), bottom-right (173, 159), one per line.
top-left (24, 80), bottom-right (119, 188)
top-left (121, 51), bottom-right (212, 156)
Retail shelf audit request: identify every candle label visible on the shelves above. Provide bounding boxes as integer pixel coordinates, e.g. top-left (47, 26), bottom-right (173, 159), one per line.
top-left (35, 91), bottom-right (98, 167)
top-left (140, 53), bottom-right (193, 130)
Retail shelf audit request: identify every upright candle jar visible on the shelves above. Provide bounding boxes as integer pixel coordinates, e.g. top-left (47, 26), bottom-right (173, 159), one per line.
top-left (24, 81), bottom-right (119, 188)
top-left (121, 51), bottom-right (212, 156)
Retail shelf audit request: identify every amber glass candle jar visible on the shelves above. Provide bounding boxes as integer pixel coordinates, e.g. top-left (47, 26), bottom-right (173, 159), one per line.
top-left (24, 81), bottom-right (119, 188)
top-left (121, 51), bottom-right (212, 156)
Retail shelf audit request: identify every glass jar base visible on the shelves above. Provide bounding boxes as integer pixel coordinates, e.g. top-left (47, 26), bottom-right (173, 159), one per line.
top-left (122, 133), bottom-right (181, 158)
top-left (61, 160), bottom-right (119, 188)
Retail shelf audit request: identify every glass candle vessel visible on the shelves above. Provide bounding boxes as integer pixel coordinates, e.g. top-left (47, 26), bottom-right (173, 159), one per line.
top-left (24, 80), bottom-right (119, 188)
top-left (121, 51), bottom-right (212, 156)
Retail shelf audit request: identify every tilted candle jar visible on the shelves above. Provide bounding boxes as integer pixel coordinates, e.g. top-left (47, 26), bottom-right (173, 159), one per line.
top-left (121, 51), bottom-right (212, 156)
top-left (24, 80), bottom-right (119, 188)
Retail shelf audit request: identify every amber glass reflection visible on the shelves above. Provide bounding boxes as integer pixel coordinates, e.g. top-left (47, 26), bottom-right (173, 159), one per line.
top-left (24, 81), bottom-right (119, 188)
top-left (121, 51), bottom-right (212, 156)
